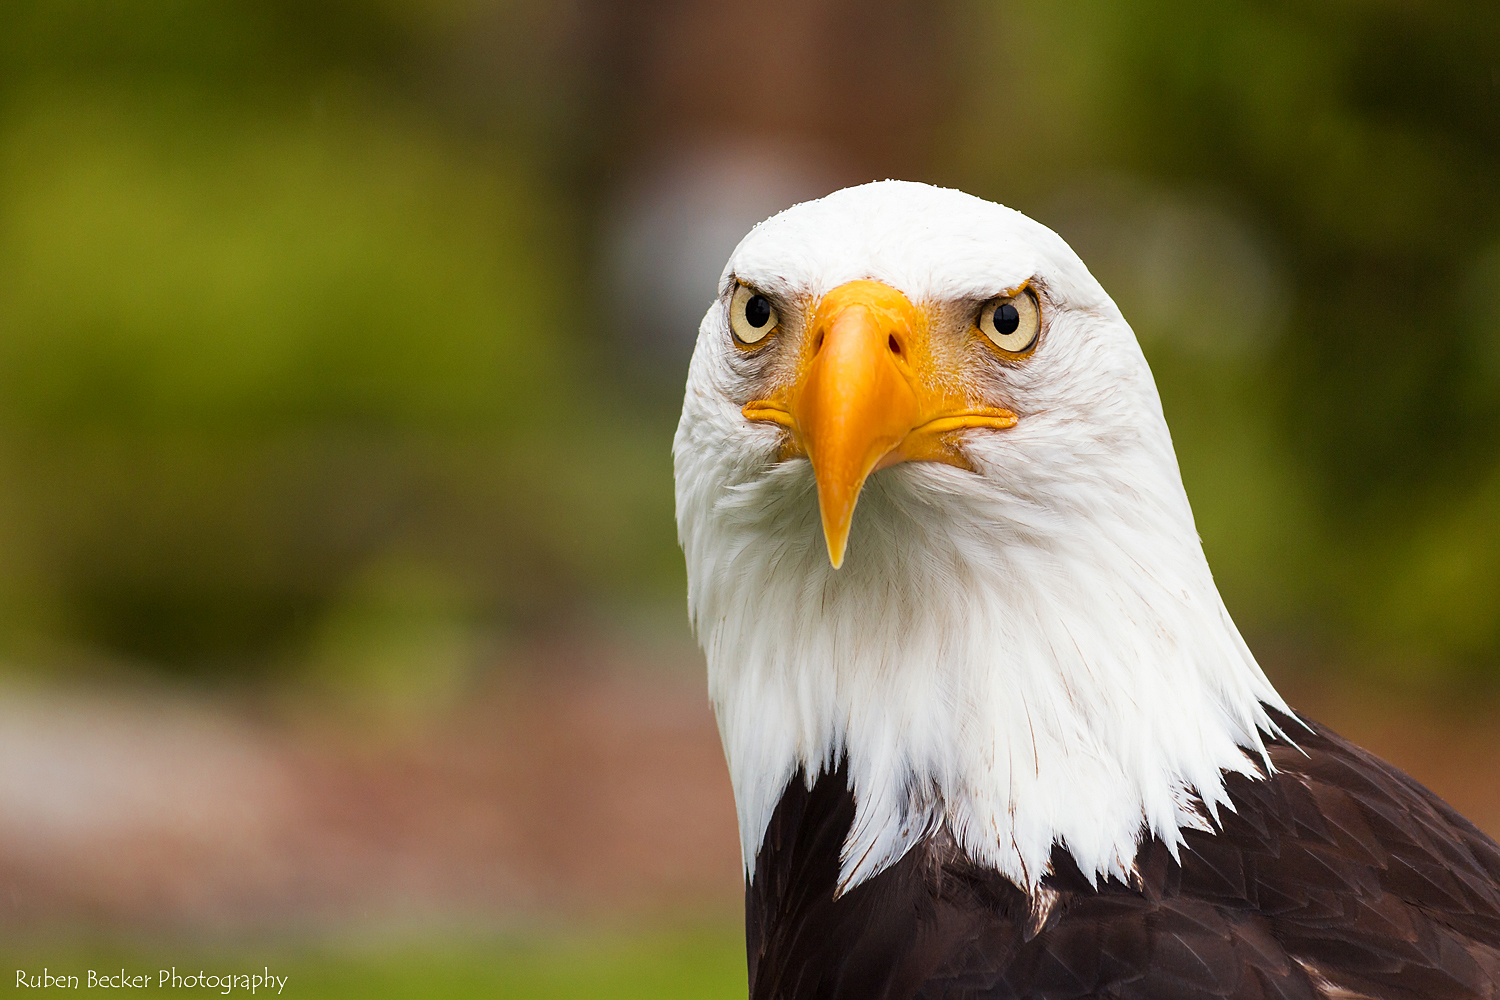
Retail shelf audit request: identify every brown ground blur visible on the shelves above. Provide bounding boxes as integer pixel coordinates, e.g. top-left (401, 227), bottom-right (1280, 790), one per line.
top-left (0, 640), bottom-right (739, 938)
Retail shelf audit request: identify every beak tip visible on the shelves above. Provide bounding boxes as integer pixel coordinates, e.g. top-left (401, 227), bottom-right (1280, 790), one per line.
top-left (822, 522), bottom-right (850, 569)
top-left (818, 505), bottom-right (851, 570)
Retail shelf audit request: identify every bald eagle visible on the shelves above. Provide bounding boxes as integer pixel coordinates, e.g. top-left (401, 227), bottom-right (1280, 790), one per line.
top-left (674, 181), bottom-right (1500, 999)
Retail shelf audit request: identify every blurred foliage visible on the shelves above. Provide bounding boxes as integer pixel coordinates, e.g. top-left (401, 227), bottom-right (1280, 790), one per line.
top-left (0, 0), bottom-right (679, 681)
top-left (0, 0), bottom-right (1497, 686)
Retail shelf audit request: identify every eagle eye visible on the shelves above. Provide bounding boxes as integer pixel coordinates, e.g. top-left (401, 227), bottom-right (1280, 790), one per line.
top-left (977, 288), bottom-right (1040, 356)
top-left (730, 284), bottom-right (779, 346)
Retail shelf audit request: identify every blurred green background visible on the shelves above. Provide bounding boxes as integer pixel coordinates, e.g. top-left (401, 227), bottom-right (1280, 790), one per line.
top-left (2, 0), bottom-right (1498, 688)
top-left (1, 0), bottom-right (1498, 995)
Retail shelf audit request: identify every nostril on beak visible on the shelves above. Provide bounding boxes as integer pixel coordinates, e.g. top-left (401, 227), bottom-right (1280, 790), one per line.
top-left (888, 334), bottom-right (902, 357)
top-left (813, 330), bottom-right (825, 353)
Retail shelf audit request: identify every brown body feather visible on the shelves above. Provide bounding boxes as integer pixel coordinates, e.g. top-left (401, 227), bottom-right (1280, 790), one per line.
top-left (747, 710), bottom-right (1500, 999)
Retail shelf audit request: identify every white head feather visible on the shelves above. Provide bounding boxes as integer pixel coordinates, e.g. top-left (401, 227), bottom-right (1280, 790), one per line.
top-left (674, 180), bottom-right (1290, 894)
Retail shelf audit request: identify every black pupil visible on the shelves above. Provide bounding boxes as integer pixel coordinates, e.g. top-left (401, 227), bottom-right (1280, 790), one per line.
top-left (994, 302), bottom-right (1020, 336)
top-left (745, 295), bottom-right (772, 328)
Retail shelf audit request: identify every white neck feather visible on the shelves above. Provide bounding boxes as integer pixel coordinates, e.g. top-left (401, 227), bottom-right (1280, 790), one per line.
top-left (676, 347), bottom-right (1290, 895)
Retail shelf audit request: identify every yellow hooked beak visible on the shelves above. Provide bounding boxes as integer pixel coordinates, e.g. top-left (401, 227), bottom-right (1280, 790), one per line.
top-left (742, 280), bottom-right (1016, 568)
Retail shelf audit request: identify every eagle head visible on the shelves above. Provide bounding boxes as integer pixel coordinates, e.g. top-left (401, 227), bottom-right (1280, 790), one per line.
top-left (674, 180), bottom-right (1288, 893)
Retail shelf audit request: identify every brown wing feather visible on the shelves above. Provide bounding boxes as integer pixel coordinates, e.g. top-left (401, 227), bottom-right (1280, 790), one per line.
top-left (746, 708), bottom-right (1500, 999)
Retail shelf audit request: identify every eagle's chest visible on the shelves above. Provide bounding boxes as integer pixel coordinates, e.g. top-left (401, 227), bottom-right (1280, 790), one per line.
top-left (743, 716), bottom-right (1500, 1000)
